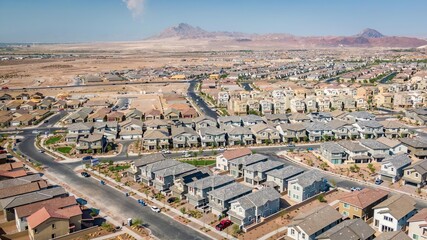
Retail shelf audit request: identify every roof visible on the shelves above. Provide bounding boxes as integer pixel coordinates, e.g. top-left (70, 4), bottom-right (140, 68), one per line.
top-left (289, 113), bottom-right (310, 121)
top-left (379, 120), bottom-right (405, 129)
top-left (321, 142), bottom-right (346, 153)
top-left (400, 137), bottom-right (427, 149)
top-left (0, 180), bottom-right (48, 199)
top-left (208, 182), bottom-right (252, 201)
top-left (346, 111), bottom-right (375, 119)
top-left (279, 123), bottom-right (306, 132)
top-left (375, 231), bottom-right (411, 240)
top-left (217, 116), bottom-right (242, 124)
top-left (15, 196), bottom-right (78, 218)
top-left (187, 175), bottom-right (235, 189)
top-left (339, 188), bottom-right (388, 209)
top-left (0, 187), bottom-right (67, 209)
top-left (199, 127), bottom-right (225, 136)
top-left (264, 114), bottom-right (288, 121)
top-left (230, 187), bottom-right (280, 210)
top-left (266, 166), bottom-right (304, 180)
top-left (243, 160), bottom-right (283, 173)
top-left (355, 120), bottom-right (383, 128)
top-left (327, 119), bottom-right (352, 129)
top-left (408, 208), bottom-right (427, 223)
top-left (79, 133), bottom-right (104, 142)
top-left (140, 159), bottom-right (181, 174)
top-left (193, 115), bottom-right (216, 124)
top-left (250, 123), bottom-right (278, 134)
top-left (240, 114), bottom-right (264, 123)
top-left (376, 137), bottom-right (402, 148)
top-left (316, 219), bottom-right (375, 240)
top-left (143, 129), bottom-right (169, 139)
top-left (171, 126), bottom-right (198, 137)
top-left (154, 162), bottom-right (196, 177)
top-left (405, 159), bottom-right (427, 175)
top-left (338, 141), bottom-right (368, 152)
top-left (373, 194), bottom-right (416, 220)
top-left (0, 174), bottom-right (42, 189)
top-left (27, 204), bottom-right (82, 229)
top-left (227, 126), bottom-right (253, 135)
top-left (132, 153), bottom-right (166, 168)
top-left (230, 153), bottom-right (269, 166)
top-left (382, 154), bottom-right (412, 169)
top-left (289, 170), bottom-right (324, 188)
top-left (359, 139), bottom-right (390, 150)
top-left (289, 204), bottom-right (342, 236)
top-left (222, 148), bottom-right (252, 160)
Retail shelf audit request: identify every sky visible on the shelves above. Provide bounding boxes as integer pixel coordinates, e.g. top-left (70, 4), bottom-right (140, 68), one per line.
top-left (1, 0), bottom-right (427, 43)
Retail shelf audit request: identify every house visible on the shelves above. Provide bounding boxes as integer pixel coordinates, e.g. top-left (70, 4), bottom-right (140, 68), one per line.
top-left (106, 111), bottom-right (125, 122)
top-left (14, 196), bottom-right (79, 232)
top-left (287, 204), bottom-right (343, 240)
top-left (263, 114), bottom-right (288, 125)
top-left (403, 159), bottom-right (427, 188)
top-left (198, 127), bottom-right (226, 147)
top-left (400, 137), bottom-right (427, 159)
top-left (139, 159), bottom-right (182, 186)
top-left (377, 137), bottom-right (408, 155)
top-left (144, 119), bottom-right (169, 130)
top-left (407, 208), bottom-right (427, 240)
top-left (227, 187), bottom-right (281, 227)
top-left (208, 182), bottom-right (253, 216)
top-left (126, 108), bottom-right (144, 121)
top-left (380, 154), bottom-right (412, 183)
top-left (27, 204), bottom-right (82, 240)
top-left (375, 231), bottom-right (411, 240)
top-left (337, 141), bottom-right (371, 163)
top-left (144, 109), bottom-right (162, 120)
top-left (373, 194), bottom-right (416, 232)
top-left (119, 118), bottom-right (143, 139)
top-left (327, 119), bottom-right (359, 140)
top-left (288, 113), bottom-right (311, 123)
top-left (217, 116), bottom-right (242, 128)
top-left (359, 139), bottom-right (391, 162)
top-left (64, 107), bottom-right (93, 123)
top-left (354, 120), bottom-right (384, 139)
top-left (0, 180), bottom-right (48, 199)
top-left (305, 122), bottom-right (334, 141)
top-left (316, 219), bottom-right (375, 240)
top-left (229, 154), bottom-right (269, 178)
top-left (186, 175), bottom-right (235, 207)
top-left (276, 123), bottom-right (307, 143)
top-left (265, 166), bottom-right (304, 192)
top-left (243, 160), bottom-right (284, 186)
top-left (226, 126), bottom-right (254, 146)
top-left (380, 121), bottom-right (409, 138)
top-left (152, 162), bottom-right (197, 191)
top-left (128, 153), bottom-right (166, 181)
top-left (241, 115), bottom-right (265, 126)
top-left (320, 142), bottom-right (348, 164)
top-left (171, 127), bottom-right (199, 148)
top-left (0, 187), bottom-right (67, 221)
top-left (216, 148), bottom-right (252, 171)
top-left (163, 108), bottom-right (181, 120)
top-left (193, 116), bottom-right (217, 130)
top-left (344, 111), bottom-right (375, 122)
top-left (93, 121), bottom-right (118, 140)
top-left (250, 123), bottom-right (281, 144)
top-left (170, 169), bottom-right (211, 199)
top-left (143, 129), bottom-right (170, 150)
top-left (76, 134), bottom-right (107, 154)
top-left (338, 188), bottom-right (389, 220)
top-left (12, 114), bottom-right (36, 126)
top-left (307, 112), bottom-right (333, 123)
top-left (287, 170), bottom-right (328, 203)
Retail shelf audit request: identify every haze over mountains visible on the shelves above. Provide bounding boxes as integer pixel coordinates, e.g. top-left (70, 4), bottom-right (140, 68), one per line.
top-left (149, 23), bottom-right (427, 48)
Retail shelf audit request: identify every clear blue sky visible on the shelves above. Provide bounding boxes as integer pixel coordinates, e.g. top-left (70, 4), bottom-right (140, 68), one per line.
top-left (1, 0), bottom-right (426, 43)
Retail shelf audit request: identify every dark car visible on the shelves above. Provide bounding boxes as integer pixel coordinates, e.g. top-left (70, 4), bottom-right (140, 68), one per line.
top-left (215, 219), bottom-right (232, 231)
top-left (82, 156), bottom-right (93, 161)
top-left (81, 172), bottom-right (91, 178)
top-left (167, 197), bottom-right (177, 203)
top-left (44, 120), bottom-right (49, 123)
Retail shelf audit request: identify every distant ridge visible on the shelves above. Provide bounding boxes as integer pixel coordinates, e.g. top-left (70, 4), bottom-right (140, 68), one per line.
top-left (148, 23), bottom-right (427, 48)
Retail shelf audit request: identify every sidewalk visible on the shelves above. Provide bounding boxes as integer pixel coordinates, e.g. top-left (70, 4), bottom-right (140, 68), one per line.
top-left (90, 169), bottom-right (235, 240)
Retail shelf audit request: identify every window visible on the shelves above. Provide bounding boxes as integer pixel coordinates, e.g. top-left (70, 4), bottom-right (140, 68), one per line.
top-left (34, 229), bottom-right (38, 234)
top-left (413, 234), bottom-right (419, 240)
top-left (384, 216), bottom-right (393, 222)
top-left (291, 229), bottom-right (295, 235)
top-left (344, 203), bottom-right (350, 209)
top-left (416, 173), bottom-right (419, 178)
top-left (343, 211), bottom-right (348, 216)
top-left (52, 234), bottom-right (56, 239)
top-left (302, 233), bottom-right (306, 238)
top-left (52, 223), bottom-right (56, 229)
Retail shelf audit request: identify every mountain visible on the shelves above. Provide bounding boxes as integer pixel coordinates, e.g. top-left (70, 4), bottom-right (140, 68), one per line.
top-left (357, 28), bottom-right (385, 38)
top-left (148, 23), bottom-right (427, 48)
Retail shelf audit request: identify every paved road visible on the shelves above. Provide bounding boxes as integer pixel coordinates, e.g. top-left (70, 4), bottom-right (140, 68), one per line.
top-left (17, 134), bottom-right (208, 240)
top-left (188, 80), bottom-right (218, 119)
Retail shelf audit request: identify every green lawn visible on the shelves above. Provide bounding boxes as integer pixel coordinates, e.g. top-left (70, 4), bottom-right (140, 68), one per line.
top-left (108, 165), bottom-right (130, 172)
top-left (46, 136), bottom-right (62, 145)
top-left (56, 146), bottom-right (72, 154)
top-left (182, 159), bottom-right (216, 166)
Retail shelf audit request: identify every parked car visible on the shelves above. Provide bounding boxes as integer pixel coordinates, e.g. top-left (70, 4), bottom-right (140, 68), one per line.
top-left (287, 143), bottom-right (295, 147)
top-left (167, 197), bottom-right (176, 203)
top-left (38, 149), bottom-right (45, 153)
top-left (137, 199), bottom-right (146, 206)
top-left (215, 219), bottom-right (232, 231)
top-left (1, 86), bottom-right (9, 90)
top-left (81, 172), bottom-right (91, 178)
top-left (161, 149), bottom-right (171, 154)
top-left (151, 206), bottom-right (160, 213)
top-left (32, 130), bottom-right (40, 134)
top-left (82, 156), bottom-right (93, 161)
top-left (182, 151), bottom-right (191, 158)
top-left (375, 179), bottom-right (383, 185)
top-left (43, 120), bottom-right (49, 123)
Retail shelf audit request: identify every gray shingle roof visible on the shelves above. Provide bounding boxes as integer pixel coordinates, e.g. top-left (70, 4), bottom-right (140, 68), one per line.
top-left (154, 162), bottom-right (196, 177)
top-left (355, 120), bottom-right (383, 128)
top-left (405, 159), bottom-right (427, 175)
top-left (304, 122), bottom-right (333, 131)
top-left (373, 194), bottom-right (416, 220)
top-left (132, 153), bottom-right (166, 168)
top-left (140, 159), bottom-right (181, 173)
top-left (227, 126), bottom-right (253, 135)
top-left (199, 127), bottom-right (225, 136)
top-left (208, 182), bottom-right (252, 201)
top-left (230, 153), bottom-right (269, 166)
top-left (186, 175), bottom-right (234, 189)
top-left (244, 160), bottom-right (284, 173)
top-left (321, 142), bottom-right (346, 153)
top-left (230, 187), bottom-right (280, 210)
top-left (289, 170), bottom-right (324, 188)
top-left (316, 219), bottom-right (375, 240)
top-left (347, 111), bottom-right (375, 119)
top-left (266, 166), bottom-right (304, 180)
top-left (338, 141), bottom-right (369, 152)
top-left (382, 154), bottom-right (412, 169)
top-left (0, 187), bottom-right (67, 209)
top-left (290, 204), bottom-right (342, 236)
top-left (279, 123), bottom-right (306, 132)
top-left (375, 231), bottom-right (411, 240)
top-left (359, 139), bottom-right (390, 150)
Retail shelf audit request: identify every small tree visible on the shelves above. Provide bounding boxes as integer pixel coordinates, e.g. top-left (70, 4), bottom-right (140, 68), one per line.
top-left (317, 194), bottom-right (327, 203)
top-left (180, 207), bottom-right (187, 215)
top-left (367, 163), bottom-right (376, 174)
top-left (232, 224), bottom-right (241, 236)
top-left (132, 218), bottom-right (143, 227)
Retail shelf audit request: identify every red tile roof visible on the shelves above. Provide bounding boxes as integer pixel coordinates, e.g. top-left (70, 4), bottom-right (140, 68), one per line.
top-left (222, 148), bottom-right (252, 160)
top-left (27, 204), bottom-right (82, 229)
top-left (339, 188), bottom-right (388, 209)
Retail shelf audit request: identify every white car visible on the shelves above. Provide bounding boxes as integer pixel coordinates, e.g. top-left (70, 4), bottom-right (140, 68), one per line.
top-left (151, 206), bottom-right (160, 213)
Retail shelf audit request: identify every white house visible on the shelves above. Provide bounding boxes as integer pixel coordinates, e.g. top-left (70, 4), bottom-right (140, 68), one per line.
top-left (373, 194), bottom-right (416, 233)
top-left (215, 148), bottom-right (252, 171)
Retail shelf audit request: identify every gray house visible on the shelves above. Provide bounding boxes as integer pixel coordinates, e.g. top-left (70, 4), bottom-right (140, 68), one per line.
top-left (327, 119), bottom-right (359, 140)
top-left (186, 175), bottom-right (235, 207)
top-left (243, 160), bottom-right (284, 186)
top-left (359, 139), bottom-right (390, 162)
top-left (320, 142), bottom-right (348, 164)
top-left (229, 154), bottom-right (269, 178)
top-left (266, 166), bottom-right (305, 192)
top-left (276, 123), bottom-right (307, 143)
top-left (337, 140), bottom-right (371, 163)
top-left (250, 123), bottom-right (281, 144)
top-left (139, 159), bottom-right (181, 185)
top-left (380, 154), bottom-right (412, 183)
top-left (305, 122), bottom-right (334, 142)
top-left (198, 127), bottom-right (227, 147)
top-left (129, 153), bottom-right (166, 181)
top-left (287, 170), bottom-right (328, 203)
top-left (170, 169), bottom-right (211, 199)
top-left (228, 187), bottom-right (281, 227)
top-left (152, 162), bottom-right (197, 191)
top-left (226, 126), bottom-right (254, 146)
top-left (193, 115), bottom-right (217, 130)
top-left (171, 126), bottom-right (199, 148)
top-left (208, 182), bottom-right (253, 216)
top-left (316, 219), bottom-right (375, 240)
top-left (217, 116), bottom-right (242, 128)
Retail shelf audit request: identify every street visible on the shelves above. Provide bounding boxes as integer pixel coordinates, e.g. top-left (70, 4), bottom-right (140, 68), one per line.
top-left (188, 80), bottom-right (218, 119)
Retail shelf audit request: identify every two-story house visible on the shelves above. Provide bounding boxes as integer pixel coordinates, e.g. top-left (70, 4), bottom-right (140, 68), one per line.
top-left (353, 121), bottom-right (384, 139)
top-left (338, 188), bottom-right (389, 220)
top-left (337, 140), bottom-right (371, 163)
top-left (403, 160), bottom-right (427, 188)
top-left (119, 118), bottom-right (143, 139)
top-left (226, 126), bottom-right (254, 146)
top-left (316, 219), bottom-right (375, 240)
top-left (186, 175), bottom-right (235, 207)
top-left (76, 134), bottom-right (107, 154)
top-left (276, 123), bottom-right (307, 143)
top-left (227, 187), bottom-right (281, 227)
top-left (380, 154), bottom-right (412, 183)
top-left (229, 153), bottom-right (269, 178)
top-left (170, 169), bottom-right (211, 199)
top-left (373, 194), bottom-right (416, 232)
top-left (327, 119), bottom-right (359, 140)
top-left (193, 116), bottom-right (217, 130)
top-left (241, 115), bottom-right (265, 126)
top-left (217, 116), bottom-right (242, 128)
top-left (142, 129), bottom-right (170, 150)
top-left (359, 139), bottom-right (391, 162)
top-left (380, 121), bottom-right (409, 138)
top-left (152, 162), bottom-right (197, 192)
top-left (320, 142), bottom-right (348, 164)
top-left (287, 170), bottom-right (328, 203)
top-left (171, 127), bottom-right (199, 148)
top-left (407, 208), bottom-right (427, 240)
top-left (250, 123), bottom-right (281, 144)
top-left (243, 160), bottom-right (284, 186)
top-left (287, 204), bottom-right (343, 240)
top-left (215, 148), bottom-right (252, 172)
top-left (304, 122), bottom-right (334, 142)
top-left (265, 166), bottom-right (304, 192)
top-left (139, 159), bottom-right (181, 185)
top-left (377, 137), bottom-right (408, 155)
top-left (198, 127), bottom-right (227, 147)
top-left (208, 182), bottom-right (253, 216)
top-left (129, 153), bottom-right (166, 181)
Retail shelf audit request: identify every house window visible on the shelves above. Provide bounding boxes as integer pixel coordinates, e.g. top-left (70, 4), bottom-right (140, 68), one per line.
top-left (343, 211), bottom-right (348, 216)
top-left (416, 173), bottom-right (419, 178)
top-left (384, 216), bottom-right (393, 222)
top-left (52, 224), bottom-right (56, 229)
top-left (302, 233), bottom-right (306, 238)
top-left (291, 229), bottom-right (295, 235)
top-left (52, 234), bottom-right (56, 239)
top-left (413, 234), bottom-right (419, 240)
top-left (34, 229), bottom-right (38, 234)
top-left (343, 203), bottom-right (350, 209)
